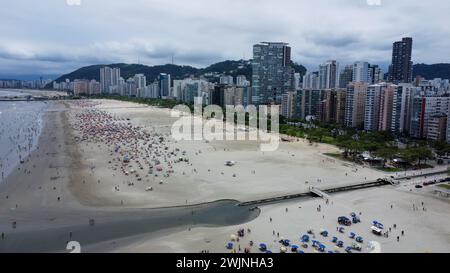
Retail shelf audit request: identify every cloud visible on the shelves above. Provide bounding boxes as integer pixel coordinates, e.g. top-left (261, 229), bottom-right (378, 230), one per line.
top-left (0, 0), bottom-right (449, 76)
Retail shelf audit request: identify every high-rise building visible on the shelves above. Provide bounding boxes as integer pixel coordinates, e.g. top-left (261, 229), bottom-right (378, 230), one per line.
top-left (88, 80), bottom-right (101, 96)
top-left (295, 89), bottom-right (325, 120)
top-left (320, 89), bottom-right (347, 124)
top-left (345, 82), bottom-right (368, 128)
top-left (388, 37), bottom-right (413, 84)
top-left (303, 72), bottom-right (319, 89)
top-left (220, 75), bottom-right (234, 85)
top-left (352, 62), bottom-right (370, 83)
top-left (427, 114), bottom-right (447, 142)
top-left (339, 65), bottom-right (353, 88)
top-left (410, 95), bottom-right (450, 138)
top-left (73, 79), bottom-right (89, 96)
top-left (100, 67), bottom-right (120, 94)
top-left (252, 42), bottom-right (293, 105)
top-left (364, 83), bottom-right (396, 132)
top-left (447, 102), bottom-right (450, 143)
top-left (236, 75), bottom-right (250, 87)
top-left (133, 74), bottom-right (146, 98)
top-left (158, 73), bottom-right (171, 98)
top-left (281, 91), bottom-right (296, 118)
top-left (377, 84), bottom-right (396, 132)
top-left (369, 64), bottom-right (384, 84)
top-left (293, 73), bottom-right (301, 91)
top-left (210, 85), bottom-right (226, 108)
top-left (391, 83), bottom-right (414, 133)
top-left (319, 60), bottom-right (339, 89)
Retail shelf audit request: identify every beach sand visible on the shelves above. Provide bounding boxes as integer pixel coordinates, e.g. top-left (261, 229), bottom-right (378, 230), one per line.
top-left (0, 98), bottom-right (449, 253)
top-left (114, 185), bottom-right (450, 253)
top-left (67, 99), bottom-right (384, 208)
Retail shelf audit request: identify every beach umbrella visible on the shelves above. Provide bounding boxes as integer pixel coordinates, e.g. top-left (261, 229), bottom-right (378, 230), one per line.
top-left (259, 243), bottom-right (267, 251)
top-left (226, 242), bottom-right (233, 249)
top-left (301, 234), bottom-right (310, 242)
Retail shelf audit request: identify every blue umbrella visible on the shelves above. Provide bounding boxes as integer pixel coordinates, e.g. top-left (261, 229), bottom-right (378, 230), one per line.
top-left (332, 237), bottom-right (338, 243)
top-left (297, 250), bottom-right (305, 253)
top-left (226, 242), bottom-right (234, 249)
top-left (291, 245), bottom-right (299, 251)
top-left (318, 244), bottom-right (326, 252)
top-left (301, 235), bottom-right (310, 242)
top-left (259, 243), bottom-right (267, 251)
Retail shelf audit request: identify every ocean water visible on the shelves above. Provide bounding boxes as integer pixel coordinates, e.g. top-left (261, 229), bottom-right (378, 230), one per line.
top-left (0, 90), bottom-right (49, 182)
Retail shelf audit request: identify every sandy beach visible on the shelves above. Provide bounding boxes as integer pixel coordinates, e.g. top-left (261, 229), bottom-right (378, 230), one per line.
top-left (0, 98), bottom-right (449, 253)
top-left (66, 99), bottom-right (384, 208)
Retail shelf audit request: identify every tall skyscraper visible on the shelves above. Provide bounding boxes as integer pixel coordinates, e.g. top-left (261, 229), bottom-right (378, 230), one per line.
top-left (369, 64), bottom-right (384, 84)
top-left (134, 74), bottom-right (146, 98)
top-left (339, 65), bottom-right (353, 88)
top-left (281, 91), bottom-right (296, 118)
top-left (320, 89), bottom-right (347, 124)
top-left (391, 83), bottom-right (414, 133)
top-left (158, 73), bottom-right (171, 98)
top-left (364, 83), bottom-right (397, 132)
top-left (319, 60), bottom-right (339, 89)
top-left (303, 72), bottom-right (319, 89)
top-left (100, 67), bottom-right (121, 94)
top-left (345, 82), bottom-right (368, 128)
top-left (388, 37), bottom-right (413, 84)
top-left (252, 42), bottom-right (293, 105)
top-left (352, 62), bottom-right (370, 83)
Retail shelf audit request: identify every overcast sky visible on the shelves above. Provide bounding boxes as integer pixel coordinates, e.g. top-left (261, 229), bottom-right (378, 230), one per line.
top-left (1, 0), bottom-right (449, 77)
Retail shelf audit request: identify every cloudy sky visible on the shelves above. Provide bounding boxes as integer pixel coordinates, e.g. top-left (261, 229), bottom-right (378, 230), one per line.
top-left (1, 0), bottom-right (449, 78)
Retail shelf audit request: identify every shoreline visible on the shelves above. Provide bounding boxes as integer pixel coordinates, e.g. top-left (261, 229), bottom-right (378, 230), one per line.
top-left (0, 100), bottom-right (48, 183)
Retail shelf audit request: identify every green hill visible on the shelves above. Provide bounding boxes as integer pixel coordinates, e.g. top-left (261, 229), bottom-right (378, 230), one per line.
top-left (50, 59), bottom-right (307, 87)
top-left (413, 63), bottom-right (450, 80)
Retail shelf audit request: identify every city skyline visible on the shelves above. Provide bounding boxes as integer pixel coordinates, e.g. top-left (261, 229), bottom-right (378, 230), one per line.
top-left (1, 0), bottom-right (450, 77)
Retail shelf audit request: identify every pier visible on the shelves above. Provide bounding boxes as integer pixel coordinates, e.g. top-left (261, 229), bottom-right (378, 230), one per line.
top-left (239, 168), bottom-right (449, 207)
